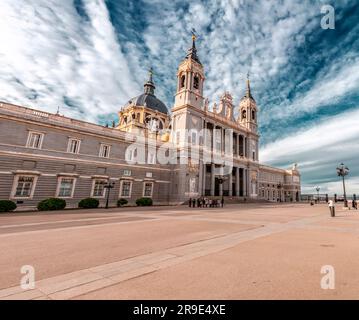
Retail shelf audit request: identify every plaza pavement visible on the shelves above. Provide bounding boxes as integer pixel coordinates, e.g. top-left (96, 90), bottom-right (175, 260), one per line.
top-left (0, 203), bottom-right (359, 299)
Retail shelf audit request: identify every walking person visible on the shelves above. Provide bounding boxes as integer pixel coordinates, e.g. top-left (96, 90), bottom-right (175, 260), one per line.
top-left (328, 199), bottom-right (335, 217)
top-left (192, 198), bottom-right (196, 208)
top-left (221, 197), bottom-right (224, 208)
top-left (189, 198), bottom-right (192, 208)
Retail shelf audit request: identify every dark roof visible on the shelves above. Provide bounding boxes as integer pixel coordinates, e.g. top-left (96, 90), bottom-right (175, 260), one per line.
top-left (126, 93), bottom-right (168, 114)
top-left (124, 68), bottom-right (168, 114)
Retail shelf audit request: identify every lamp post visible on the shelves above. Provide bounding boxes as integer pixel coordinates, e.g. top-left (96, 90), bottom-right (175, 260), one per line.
top-left (217, 174), bottom-right (228, 206)
top-left (336, 163), bottom-right (349, 207)
top-left (315, 186), bottom-right (320, 203)
top-left (103, 181), bottom-right (115, 209)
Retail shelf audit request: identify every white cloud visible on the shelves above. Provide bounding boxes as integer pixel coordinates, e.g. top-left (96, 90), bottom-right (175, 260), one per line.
top-left (260, 108), bottom-right (359, 193)
top-left (0, 0), bottom-right (142, 121)
top-left (261, 56), bottom-right (359, 125)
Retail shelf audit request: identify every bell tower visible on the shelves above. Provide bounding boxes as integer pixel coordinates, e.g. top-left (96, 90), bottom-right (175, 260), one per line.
top-left (239, 74), bottom-right (258, 133)
top-left (171, 33), bottom-right (206, 204)
top-left (173, 33), bottom-right (205, 110)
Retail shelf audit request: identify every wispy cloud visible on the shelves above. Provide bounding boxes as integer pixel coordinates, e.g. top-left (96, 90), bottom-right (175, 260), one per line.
top-left (260, 107), bottom-right (359, 194)
top-left (0, 0), bottom-right (141, 121)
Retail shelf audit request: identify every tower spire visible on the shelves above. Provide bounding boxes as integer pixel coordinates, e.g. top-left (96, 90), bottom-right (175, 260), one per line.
top-left (144, 67), bottom-right (155, 95)
top-left (245, 71), bottom-right (253, 99)
top-left (186, 29), bottom-right (201, 64)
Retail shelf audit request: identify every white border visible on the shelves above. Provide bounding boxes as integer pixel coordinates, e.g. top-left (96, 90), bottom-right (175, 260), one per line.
top-left (10, 174), bottom-right (38, 199)
top-left (26, 131), bottom-right (44, 149)
top-left (119, 180), bottom-right (133, 198)
top-left (142, 181), bottom-right (154, 198)
top-left (90, 178), bottom-right (108, 198)
top-left (55, 176), bottom-right (77, 198)
top-left (99, 143), bottom-right (111, 158)
top-left (67, 138), bottom-right (81, 154)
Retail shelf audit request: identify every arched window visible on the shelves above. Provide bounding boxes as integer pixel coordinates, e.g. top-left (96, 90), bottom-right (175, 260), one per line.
top-left (193, 75), bottom-right (199, 90)
top-left (180, 75), bottom-right (186, 89)
top-left (252, 110), bottom-right (255, 120)
top-left (242, 110), bottom-right (246, 119)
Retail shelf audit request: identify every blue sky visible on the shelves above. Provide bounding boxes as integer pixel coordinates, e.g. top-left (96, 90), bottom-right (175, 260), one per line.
top-left (0, 0), bottom-right (358, 194)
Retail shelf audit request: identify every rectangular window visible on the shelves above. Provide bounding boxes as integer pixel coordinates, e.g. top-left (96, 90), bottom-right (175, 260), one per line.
top-left (57, 177), bottom-right (75, 197)
top-left (92, 180), bottom-right (106, 197)
top-left (99, 144), bottom-right (110, 158)
top-left (14, 176), bottom-right (35, 198)
top-left (143, 182), bottom-right (153, 197)
top-left (146, 172), bottom-right (153, 178)
top-left (123, 169), bottom-right (132, 176)
top-left (26, 132), bottom-right (44, 149)
top-left (98, 144), bottom-right (110, 158)
top-left (67, 138), bottom-right (81, 154)
top-left (120, 181), bottom-right (132, 198)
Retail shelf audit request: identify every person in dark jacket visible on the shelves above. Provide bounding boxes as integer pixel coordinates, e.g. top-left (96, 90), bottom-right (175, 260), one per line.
top-left (189, 198), bottom-right (192, 207)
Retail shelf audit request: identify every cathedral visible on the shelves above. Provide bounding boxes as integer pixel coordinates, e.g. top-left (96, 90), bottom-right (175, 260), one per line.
top-left (0, 36), bottom-right (301, 209)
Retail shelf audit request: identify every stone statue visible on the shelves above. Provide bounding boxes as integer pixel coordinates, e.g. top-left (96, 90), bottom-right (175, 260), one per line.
top-left (204, 98), bottom-right (209, 111)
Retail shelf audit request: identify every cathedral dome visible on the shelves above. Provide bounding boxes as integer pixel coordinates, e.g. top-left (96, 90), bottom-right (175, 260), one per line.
top-left (125, 69), bottom-right (168, 114)
top-left (126, 93), bottom-right (168, 114)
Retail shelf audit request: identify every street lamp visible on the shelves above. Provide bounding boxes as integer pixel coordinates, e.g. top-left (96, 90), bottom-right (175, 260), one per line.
top-left (217, 174), bottom-right (228, 206)
top-left (102, 181), bottom-right (115, 209)
top-left (315, 186), bottom-right (320, 203)
top-left (336, 163), bottom-right (349, 207)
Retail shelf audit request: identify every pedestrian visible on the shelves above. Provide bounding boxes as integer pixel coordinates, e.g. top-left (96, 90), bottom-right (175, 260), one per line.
top-left (328, 199), bottom-right (335, 217)
top-left (221, 197), bottom-right (224, 208)
top-left (354, 200), bottom-right (358, 210)
top-left (197, 198), bottom-right (200, 208)
top-left (192, 198), bottom-right (196, 208)
top-left (189, 198), bottom-right (192, 208)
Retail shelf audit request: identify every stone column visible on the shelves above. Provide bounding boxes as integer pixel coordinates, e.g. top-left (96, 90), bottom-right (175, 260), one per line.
top-left (198, 161), bottom-right (203, 196)
top-left (210, 163), bottom-right (215, 196)
top-left (244, 137), bottom-right (247, 158)
top-left (243, 169), bottom-right (247, 197)
top-left (235, 167), bottom-right (240, 196)
top-left (229, 170), bottom-right (233, 196)
top-left (221, 127), bottom-right (224, 153)
top-left (202, 163), bottom-right (206, 195)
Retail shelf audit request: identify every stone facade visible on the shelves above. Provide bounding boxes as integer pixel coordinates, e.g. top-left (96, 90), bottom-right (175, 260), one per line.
top-left (0, 38), bottom-right (300, 209)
